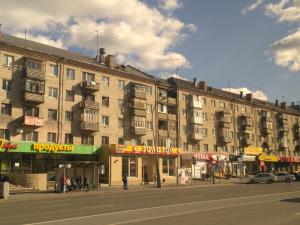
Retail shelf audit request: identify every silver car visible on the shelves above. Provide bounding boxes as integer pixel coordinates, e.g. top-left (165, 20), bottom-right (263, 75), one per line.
top-left (274, 172), bottom-right (295, 182)
top-left (247, 173), bottom-right (277, 184)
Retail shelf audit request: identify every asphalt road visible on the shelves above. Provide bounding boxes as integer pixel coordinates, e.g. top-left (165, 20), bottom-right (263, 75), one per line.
top-left (1, 183), bottom-right (300, 225)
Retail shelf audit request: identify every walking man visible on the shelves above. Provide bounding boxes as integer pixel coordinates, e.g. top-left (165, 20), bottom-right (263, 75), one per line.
top-left (122, 173), bottom-right (128, 190)
top-left (84, 175), bottom-right (89, 192)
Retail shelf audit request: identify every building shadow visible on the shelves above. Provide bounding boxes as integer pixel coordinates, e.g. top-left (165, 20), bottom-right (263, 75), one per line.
top-left (281, 198), bottom-right (300, 203)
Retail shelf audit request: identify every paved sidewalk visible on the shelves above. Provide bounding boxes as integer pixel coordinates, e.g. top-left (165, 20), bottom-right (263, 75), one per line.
top-left (1, 178), bottom-right (240, 203)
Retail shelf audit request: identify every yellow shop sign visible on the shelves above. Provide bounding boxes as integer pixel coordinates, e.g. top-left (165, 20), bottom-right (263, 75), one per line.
top-left (33, 143), bottom-right (74, 153)
top-left (110, 144), bottom-right (181, 156)
top-left (244, 147), bottom-right (263, 156)
top-left (259, 154), bottom-right (279, 162)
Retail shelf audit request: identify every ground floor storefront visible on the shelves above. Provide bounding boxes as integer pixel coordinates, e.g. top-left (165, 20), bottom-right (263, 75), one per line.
top-left (101, 144), bottom-right (181, 186)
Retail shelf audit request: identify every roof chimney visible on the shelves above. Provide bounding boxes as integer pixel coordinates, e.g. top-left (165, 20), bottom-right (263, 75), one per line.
top-left (193, 78), bottom-right (197, 87)
top-left (246, 93), bottom-right (253, 102)
top-left (240, 91), bottom-right (243, 99)
top-left (198, 81), bottom-right (207, 91)
top-left (105, 54), bottom-right (115, 68)
top-left (281, 102), bottom-right (287, 110)
top-left (96, 48), bottom-right (105, 64)
top-left (291, 102), bottom-right (295, 107)
top-left (275, 99), bottom-right (279, 107)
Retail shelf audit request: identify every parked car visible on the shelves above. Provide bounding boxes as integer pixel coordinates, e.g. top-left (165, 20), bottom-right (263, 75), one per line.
top-left (247, 173), bottom-right (277, 184)
top-left (290, 172), bottom-right (300, 181)
top-left (273, 172), bottom-right (295, 182)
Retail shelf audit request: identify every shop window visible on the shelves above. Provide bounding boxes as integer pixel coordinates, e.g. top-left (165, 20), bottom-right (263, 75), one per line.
top-left (102, 136), bottom-right (109, 145)
top-left (1, 103), bottom-right (12, 116)
top-left (122, 155), bottom-right (137, 177)
top-left (66, 90), bottom-right (74, 101)
top-left (2, 79), bottom-right (12, 91)
top-left (81, 135), bottom-right (94, 145)
top-left (23, 131), bottom-right (38, 142)
top-left (65, 134), bottom-right (73, 144)
top-left (162, 157), bottom-right (175, 176)
top-left (102, 96), bottom-right (109, 107)
top-left (48, 109), bottom-right (57, 120)
top-left (0, 129), bottom-right (10, 140)
top-left (66, 68), bottom-right (75, 80)
top-left (47, 132), bottom-right (57, 143)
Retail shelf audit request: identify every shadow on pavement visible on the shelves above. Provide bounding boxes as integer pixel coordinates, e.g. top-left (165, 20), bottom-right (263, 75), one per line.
top-left (281, 198), bottom-right (300, 203)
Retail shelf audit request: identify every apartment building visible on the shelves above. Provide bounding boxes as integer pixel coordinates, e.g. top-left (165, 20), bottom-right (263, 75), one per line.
top-left (0, 33), bottom-right (299, 186)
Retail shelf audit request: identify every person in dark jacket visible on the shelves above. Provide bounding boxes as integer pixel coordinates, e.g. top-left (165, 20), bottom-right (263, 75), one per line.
top-left (83, 175), bottom-right (89, 192)
top-left (122, 173), bottom-right (128, 190)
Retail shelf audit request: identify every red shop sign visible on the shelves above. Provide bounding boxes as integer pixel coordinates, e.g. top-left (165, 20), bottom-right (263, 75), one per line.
top-left (193, 153), bottom-right (212, 161)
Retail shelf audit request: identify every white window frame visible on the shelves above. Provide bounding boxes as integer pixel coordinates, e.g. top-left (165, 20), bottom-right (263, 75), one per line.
top-left (48, 87), bottom-right (58, 99)
top-left (102, 115), bottom-right (109, 126)
top-left (66, 68), bottom-right (75, 80)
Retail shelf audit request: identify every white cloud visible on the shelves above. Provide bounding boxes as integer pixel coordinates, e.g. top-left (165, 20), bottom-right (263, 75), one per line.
top-left (0, 0), bottom-right (195, 71)
top-left (159, 72), bottom-right (188, 80)
top-left (222, 87), bottom-right (268, 101)
top-left (265, 0), bottom-right (300, 23)
top-left (158, 0), bottom-right (183, 12)
top-left (241, 0), bottom-right (264, 15)
top-left (14, 33), bottom-right (64, 49)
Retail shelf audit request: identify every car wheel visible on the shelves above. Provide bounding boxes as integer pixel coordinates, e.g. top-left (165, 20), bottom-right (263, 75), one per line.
top-left (285, 178), bottom-right (291, 183)
top-left (267, 179), bottom-right (273, 184)
top-left (249, 179), bottom-right (255, 184)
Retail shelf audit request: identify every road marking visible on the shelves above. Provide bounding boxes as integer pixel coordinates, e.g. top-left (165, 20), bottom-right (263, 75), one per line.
top-left (81, 204), bottom-right (112, 210)
top-left (40, 204), bottom-right (72, 209)
top-left (23, 190), bottom-right (300, 225)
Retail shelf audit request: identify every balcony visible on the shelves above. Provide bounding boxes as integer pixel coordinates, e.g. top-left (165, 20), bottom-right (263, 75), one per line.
top-left (133, 127), bottom-right (146, 136)
top-left (158, 112), bottom-right (168, 121)
top-left (191, 116), bottom-right (203, 124)
top-left (24, 92), bottom-right (44, 104)
top-left (262, 127), bottom-right (272, 135)
top-left (80, 121), bottom-right (99, 131)
top-left (158, 96), bottom-right (167, 104)
top-left (132, 109), bottom-right (146, 117)
top-left (168, 114), bottom-right (176, 121)
top-left (220, 121), bottom-right (231, 128)
top-left (159, 129), bottom-right (168, 137)
top-left (168, 130), bottom-right (177, 138)
top-left (131, 89), bottom-right (146, 99)
top-left (81, 81), bottom-right (99, 92)
top-left (23, 116), bottom-right (44, 127)
top-left (24, 67), bottom-right (45, 80)
top-left (278, 113), bottom-right (288, 121)
top-left (191, 132), bottom-right (204, 141)
top-left (190, 96), bottom-right (203, 109)
top-left (132, 101), bottom-right (146, 110)
top-left (80, 100), bottom-right (100, 110)
top-left (168, 97), bottom-right (176, 105)
top-left (220, 136), bottom-right (232, 143)
top-left (242, 137), bottom-right (253, 146)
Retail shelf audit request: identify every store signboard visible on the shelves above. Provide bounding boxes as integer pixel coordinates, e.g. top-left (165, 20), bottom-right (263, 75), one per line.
top-left (193, 153), bottom-right (212, 161)
top-left (244, 147), bottom-right (263, 156)
top-left (0, 139), bottom-right (17, 151)
top-left (242, 155), bottom-right (256, 162)
top-left (110, 144), bottom-right (181, 156)
top-left (259, 154), bottom-right (279, 162)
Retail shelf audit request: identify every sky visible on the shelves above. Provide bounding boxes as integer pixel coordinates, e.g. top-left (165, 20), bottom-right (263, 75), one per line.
top-left (0, 0), bottom-right (300, 103)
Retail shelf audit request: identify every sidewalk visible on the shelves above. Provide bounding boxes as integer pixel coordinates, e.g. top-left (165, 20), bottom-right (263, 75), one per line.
top-left (2, 178), bottom-right (240, 203)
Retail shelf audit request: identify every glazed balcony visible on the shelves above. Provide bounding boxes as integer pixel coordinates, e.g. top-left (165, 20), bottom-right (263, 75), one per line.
top-left (24, 92), bottom-right (44, 104)
top-left (191, 132), bottom-right (204, 141)
top-left (80, 100), bottom-right (100, 110)
top-left (132, 109), bottom-right (146, 117)
top-left (24, 67), bottom-right (45, 80)
top-left (133, 127), bottom-right (147, 136)
top-left (23, 116), bottom-right (44, 127)
top-left (80, 121), bottom-right (99, 132)
top-left (131, 89), bottom-right (146, 99)
top-left (81, 80), bottom-right (100, 92)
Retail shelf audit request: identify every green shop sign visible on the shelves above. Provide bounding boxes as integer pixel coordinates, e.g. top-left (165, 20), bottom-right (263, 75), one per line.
top-left (0, 140), bottom-right (100, 155)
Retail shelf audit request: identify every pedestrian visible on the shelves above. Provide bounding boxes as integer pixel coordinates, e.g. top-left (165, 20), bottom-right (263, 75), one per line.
top-left (60, 175), bottom-right (66, 193)
top-left (244, 168), bottom-right (248, 177)
top-left (84, 175), bottom-right (89, 192)
top-left (66, 177), bottom-right (71, 192)
top-left (122, 173), bottom-right (128, 190)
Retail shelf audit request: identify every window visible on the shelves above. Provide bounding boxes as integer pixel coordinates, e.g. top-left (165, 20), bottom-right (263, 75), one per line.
top-left (118, 137), bottom-right (124, 145)
top-left (170, 138), bottom-right (177, 147)
top-left (66, 68), bottom-right (75, 79)
top-left (160, 138), bottom-right (169, 147)
top-left (66, 90), bottom-right (74, 101)
top-left (81, 135), bottom-right (94, 145)
top-left (118, 80), bottom-right (125, 90)
top-left (84, 94), bottom-right (95, 102)
top-left (102, 136), bottom-right (109, 145)
top-left (2, 80), bottom-right (12, 91)
top-left (162, 158), bottom-right (175, 176)
top-left (182, 142), bottom-right (187, 150)
top-left (65, 134), bottom-right (73, 144)
top-left (134, 84), bottom-right (146, 92)
top-left (122, 156), bottom-right (137, 177)
top-left (23, 131), bottom-right (38, 142)
top-left (48, 87), bottom-right (58, 99)
top-left (1, 104), bottom-right (11, 115)
top-left (213, 145), bottom-right (218, 152)
top-left (4, 55), bottom-right (14, 67)
top-left (49, 64), bottom-right (60, 76)
top-left (158, 89), bottom-right (167, 97)
top-left (48, 109), bottom-right (57, 120)
top-left (102, 76), bottom-right (109, 87)
top-left (0, 129), bottom-right (10, 140)
top-left (202, 113), bottom-right (207, 121)
top-left (47, 132), bottom-right (57, 143)
top-left (26, 60), bottom-right (42, 70)
top-left (219, 102), bottom-right (225, 108)
top-left (146, 86), bottom-right (152, 95)
top-left (82, 109), bottom-right (99, 123)
top-left (211, 100), bottom-right (216, 107)
top-left (65, 111), bottom-right (73, 122)
top-left (118, 118), bottom-right (124, 128)
top-left (235, 105), bottom-right (239, 112)
top-left (182, 109), bottom-right (186, 116)
top-left (146, 104), bottom-right (152, 113)
top-left (147, 140), bottom-right (153, 146)
top-left (82, 72), bottom-right (95, 81)
top-left (241, 106), bottom-right (246, 113)
top-left (25, 79), bottom-right (44, 93)
top-left (158, 104), bottom-right (167, 113)
top-left (102, 116), bottom-right (109, 126)
top-left (102, 96), bottom-right (109, 107)
top-left (146, 121), bottom-right (152, 130)
top-left (182, 94), bottom-right (187, 101)
top-left (204, 144), bottom-right (209, 152)
top-left (202, 98), bottom-right (207, 106)
top-left (133, 116), bottom-right (146, 128)
top-left (212, 129), bottom-right (215, 136)
top-left (24, 107), bottom-right (39, 117)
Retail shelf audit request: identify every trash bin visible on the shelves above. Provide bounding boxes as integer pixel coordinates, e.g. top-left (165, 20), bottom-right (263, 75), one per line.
top-left (0, 182), bottom-right (9, 199)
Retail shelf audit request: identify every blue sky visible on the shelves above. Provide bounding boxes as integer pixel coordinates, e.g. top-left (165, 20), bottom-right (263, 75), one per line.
top-left (1, 0), bottom-right (300, 103)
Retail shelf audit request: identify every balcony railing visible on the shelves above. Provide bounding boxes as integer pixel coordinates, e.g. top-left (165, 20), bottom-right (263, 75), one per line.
top-left (80, 100), bottom-right (100, 110)
top-left (132, 109), bottom-right (146, 117)
top-left (80, 121), bottom-right (99, 131)
top-left (81, 81), bottom-right (100, 92)
top-left (190, 98), bottom-right (203, 109)
top-left (133, 127), bottom-right (146, 135)
top-left (23, 116), bottom-right (44, 127)
top-left (158, 129), bottom-right (168, 137)
top-left (24, 92), bottom-right (44, 104)
top-left (158, 112), bottom-right (168, 121)
top-left (132, 101), bottom-right (146, 110)
top-left (191, 132), bottom-right (204, 141)
top-left (24, 67), bottom-right (45, 80)
top-left (131, 89), bottom-right (146, 99)
top-left (168, 97), bottom-right (176, 105)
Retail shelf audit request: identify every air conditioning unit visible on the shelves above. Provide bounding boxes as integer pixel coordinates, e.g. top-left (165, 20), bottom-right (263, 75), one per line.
top-left (16, 128), bottom-right (23, 134)
top-left (85, 80), bottom-right (92, 86)
top-left (90, 81), bottom-right (96, 86)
